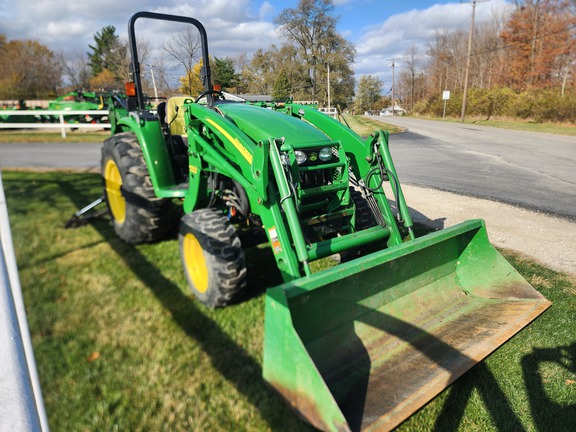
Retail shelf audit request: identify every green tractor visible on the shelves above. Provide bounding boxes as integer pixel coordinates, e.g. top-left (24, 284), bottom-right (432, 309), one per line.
top-left (48, 90), bottom-right (107, 123)
top-left (101, 12), bottom-right (550, 431)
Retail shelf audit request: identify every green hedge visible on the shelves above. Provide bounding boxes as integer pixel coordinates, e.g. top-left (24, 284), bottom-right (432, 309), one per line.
top-left (414, 88), bottom-right (576, 123)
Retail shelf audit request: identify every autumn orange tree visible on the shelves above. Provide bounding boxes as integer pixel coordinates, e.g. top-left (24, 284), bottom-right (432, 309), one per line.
top-left (89, 69), bottom-right (121, 90)
top-left (499, 0), bottom-right (575, 92)
top-left (0, 35), bottom-right (62, 99)
top-left (410, 0), bottom-right (575, 120)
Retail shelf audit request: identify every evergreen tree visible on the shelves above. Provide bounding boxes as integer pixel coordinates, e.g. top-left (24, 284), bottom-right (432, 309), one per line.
top-left (87, 26), bottom-right (127, 79)
top-left (213, 57), bottom-right (238, 90)
top-left (272, 71), bottom-right (292, 101)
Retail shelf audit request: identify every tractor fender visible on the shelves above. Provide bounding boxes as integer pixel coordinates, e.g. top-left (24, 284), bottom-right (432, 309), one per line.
top-left (114, 114), bottom-right (177, 195)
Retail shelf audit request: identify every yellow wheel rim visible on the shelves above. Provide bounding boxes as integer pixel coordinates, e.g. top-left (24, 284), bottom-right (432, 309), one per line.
top-left (183, 233), bottom-right (209, 293)
top-left (104, 159), bottom-right (126, 224)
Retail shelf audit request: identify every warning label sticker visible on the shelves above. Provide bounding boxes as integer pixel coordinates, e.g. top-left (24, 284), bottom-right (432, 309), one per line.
top-left (268, 226), bottom-right (282, 254)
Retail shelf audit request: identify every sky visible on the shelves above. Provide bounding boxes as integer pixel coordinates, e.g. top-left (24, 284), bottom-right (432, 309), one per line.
top-left (0, 0), bottom-right (514, 87)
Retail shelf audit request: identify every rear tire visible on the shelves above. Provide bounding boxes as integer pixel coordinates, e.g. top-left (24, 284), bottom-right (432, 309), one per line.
top-left (179, 208), bottom-right (247, 308)
top-left (101, 132), bottom-right (177, 244)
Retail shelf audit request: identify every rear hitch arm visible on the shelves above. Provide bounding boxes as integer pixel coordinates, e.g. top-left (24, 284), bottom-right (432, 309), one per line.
top-left (64, 196), bottom-right (107, 228)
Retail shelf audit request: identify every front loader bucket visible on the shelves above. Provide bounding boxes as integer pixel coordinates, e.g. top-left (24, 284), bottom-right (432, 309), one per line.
top-left (263, 219), bottom-right (550, 432)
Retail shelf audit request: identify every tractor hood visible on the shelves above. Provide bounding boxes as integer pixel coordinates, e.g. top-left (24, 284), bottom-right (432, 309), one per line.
top-left (216, 103), bottom-right (332, 145)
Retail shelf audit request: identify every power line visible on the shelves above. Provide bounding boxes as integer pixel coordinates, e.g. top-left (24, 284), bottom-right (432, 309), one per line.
top-left (447, 23), bottom-right (576, 66)
top-left (475, 23), bottom-right (576, 59)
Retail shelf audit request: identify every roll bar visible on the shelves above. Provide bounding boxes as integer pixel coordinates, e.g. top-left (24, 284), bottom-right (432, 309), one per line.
top-left (128, 11), bottom-right (212, 110)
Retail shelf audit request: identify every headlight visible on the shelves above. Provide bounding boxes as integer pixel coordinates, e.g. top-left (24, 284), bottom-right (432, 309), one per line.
top-left (294, 150), bottom-right (307, 165)
top-left (319, 147), bottom-right (332, 161)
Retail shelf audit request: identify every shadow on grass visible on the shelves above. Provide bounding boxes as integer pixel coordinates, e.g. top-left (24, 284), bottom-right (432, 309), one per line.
top-left (18, 240), bottom-right (106, 270)
top-left (435, 342), bottom-right (576, 432)
top-left (432, 362), bottom-right (526, 431)
top-left (522, 343), bottom-right (576, 432)
top-left (56, 177), bottom-right (313, 431)
top-left (24, 172), bottom-right (557, 432)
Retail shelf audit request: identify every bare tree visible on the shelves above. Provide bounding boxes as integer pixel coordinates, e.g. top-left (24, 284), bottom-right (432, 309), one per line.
top-left (402, 45), bottom-right (421, 111)
top-left (163, 27), bottom-right (203, 94)
top-left (57, 52), bottom-right (92, 91)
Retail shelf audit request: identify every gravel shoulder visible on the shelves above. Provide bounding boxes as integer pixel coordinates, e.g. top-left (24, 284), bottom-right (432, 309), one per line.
top-left (403, 184), bottom-right (576, 275)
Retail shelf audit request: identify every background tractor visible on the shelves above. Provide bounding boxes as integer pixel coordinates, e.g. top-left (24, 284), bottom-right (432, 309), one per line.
top-left (100, 11), bottom-right (551, 431)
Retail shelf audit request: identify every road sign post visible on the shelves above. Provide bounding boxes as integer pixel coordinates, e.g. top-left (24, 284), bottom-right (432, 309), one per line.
top-left (442, 90), bottom-right (450, 119)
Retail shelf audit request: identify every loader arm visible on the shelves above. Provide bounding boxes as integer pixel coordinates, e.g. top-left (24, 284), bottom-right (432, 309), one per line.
top-left (280, 103), bottom-right (415, 241)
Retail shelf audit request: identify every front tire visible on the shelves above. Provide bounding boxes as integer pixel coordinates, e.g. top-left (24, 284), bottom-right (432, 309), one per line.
top-left (338, 185), bottom-right (378, 262)
top-left (179, 208), bottom-right (247, 308)
top-left (101, 132), bottom-right (176, 244)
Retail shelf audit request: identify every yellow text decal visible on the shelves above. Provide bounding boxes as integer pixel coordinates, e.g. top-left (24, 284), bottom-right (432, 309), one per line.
top-left (206, 118), bottom-right (253, 164)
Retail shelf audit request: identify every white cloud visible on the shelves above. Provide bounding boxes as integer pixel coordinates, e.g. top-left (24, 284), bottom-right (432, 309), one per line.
top-left (0, 0), bottom-right (516, 90)
top-left (353, 0), bottom-right (513, 83)
top-left (0, 0), bottom-right (279, 59)
top-left (259, 1), bottom-right (276, 21)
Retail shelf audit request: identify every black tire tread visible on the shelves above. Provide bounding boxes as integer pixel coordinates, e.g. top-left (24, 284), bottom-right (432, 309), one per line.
top-left (350, 185), bottom-right (377, 231)
top-left (101, 132), bottom-right (176, 244)
top-left (179, 208), bottom-right (247, 308)
top-left (338, 185), bottom-right (378, 262)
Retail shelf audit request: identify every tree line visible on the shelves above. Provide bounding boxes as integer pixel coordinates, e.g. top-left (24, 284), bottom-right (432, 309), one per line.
top-left (1, 0), bottom-right (574, 122)
top-left (389, 0), bottom-right (576, 121)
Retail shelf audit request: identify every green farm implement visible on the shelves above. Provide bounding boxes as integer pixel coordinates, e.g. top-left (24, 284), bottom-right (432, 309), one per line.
top-left (48, 90), bottom-right (107, 123)
top-left (99, 11), bottom-right (550, 431)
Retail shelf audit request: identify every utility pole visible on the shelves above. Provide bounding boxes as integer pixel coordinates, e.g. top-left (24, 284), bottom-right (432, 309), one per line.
top-left (311, 55), bottom-right (317, 104)
top-left (327, 63), bottom-right (331, 110)
top-left (460, 0), bottom-right (488, 122)
top-left (387, 58), bottom-right (400, 115)
top-left (146, 64), bottom-right (158, 100)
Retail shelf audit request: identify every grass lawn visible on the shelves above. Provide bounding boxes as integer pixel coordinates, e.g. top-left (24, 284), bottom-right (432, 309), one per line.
top-left (342, 115), bottom-right (404, 135)
top-left (471, 118), bottom-right (576, 136)
top-left (424, 116), bottom-right (576, 137)
top-left (4, 171), bottom-right (575, 431)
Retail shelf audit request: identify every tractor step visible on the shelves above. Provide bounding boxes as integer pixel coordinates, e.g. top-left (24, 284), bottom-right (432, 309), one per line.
top-left (158, 182), bottom-right (189, 198)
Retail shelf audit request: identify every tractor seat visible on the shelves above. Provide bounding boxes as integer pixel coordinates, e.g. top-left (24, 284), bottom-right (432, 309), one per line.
top-left (166, 96), bottom-right (193, 136)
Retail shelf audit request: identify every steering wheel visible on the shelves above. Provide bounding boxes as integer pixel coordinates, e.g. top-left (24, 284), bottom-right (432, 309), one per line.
top-left (195, 89), bottom-right (225, 104)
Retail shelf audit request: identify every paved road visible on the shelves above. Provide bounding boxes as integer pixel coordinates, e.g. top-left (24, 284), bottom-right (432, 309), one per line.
top-left (0, 142), bottom-right (101, 171)
top-left (372, 116), bottom-right (576, 219)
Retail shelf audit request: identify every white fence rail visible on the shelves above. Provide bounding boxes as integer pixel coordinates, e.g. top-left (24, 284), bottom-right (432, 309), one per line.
top-left (0, 110), bottom-right (110, 138)
top-left (0, 171), bottom-right (50, 432)
top-left (318, 107), bottom-right (338, 119)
